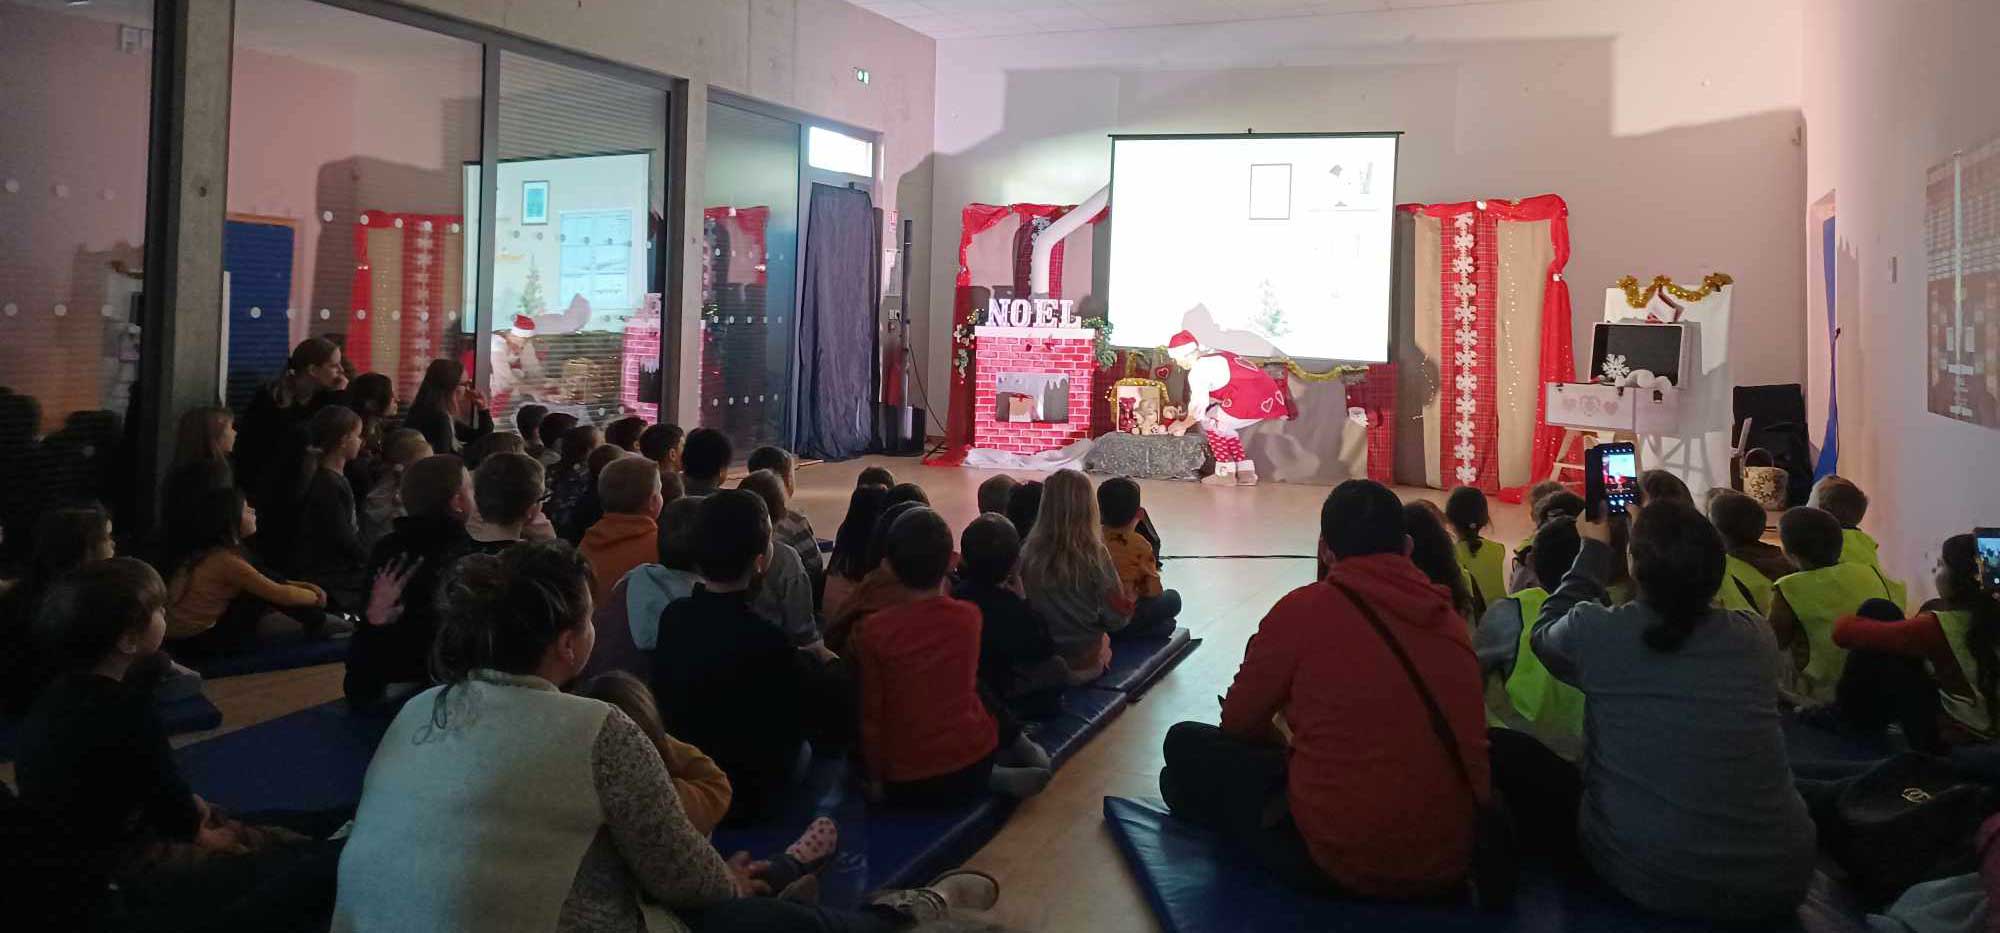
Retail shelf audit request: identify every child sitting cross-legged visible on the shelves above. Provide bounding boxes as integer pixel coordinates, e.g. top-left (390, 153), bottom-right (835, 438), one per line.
top-left (952, 513), bottom-right (1069, 717)
top-left (580, 497), bottom-right (703, 683)
top-left (1509, 489), bottom-right (1584, 594)
top-left (748, 446), bottom-right (825, 596)
top-left (580, 456), bottom-right (665, 606)
top-left (1811, 474), bottom-right (1909, 607)
top-left (651, 489), bottom-right (846, 825)
top-left (359, 428), bottom-right (433, 551)
top-left (1475, 515), bottom-right (1590, 759)
top-left (739, 469), bottom-right (827, 658)
top-left (17, 558), bottom-right (346, 931)
top-left (582, 671), bottom-right (842, 886)
top-left (1020, 469), bottom-right (1135, 684)
top-left (1706, 489), bottom-right (1784, 615)
top-left (1771, 506), bottom-right (1905, 704)
top-left (854, 507), bottom-right (1052, 804)
top-left (165, 487), bottom-right (348, 659)
top-left (1818, 533), bottom-right (2000, 752)
top-left (1445, 485), bottom-right (1508, 619)
top-left (1097, 476), bottom-right (1180, 638)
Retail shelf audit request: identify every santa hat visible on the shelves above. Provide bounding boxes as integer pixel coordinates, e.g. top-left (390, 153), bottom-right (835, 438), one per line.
top-left (510, 314), bottom-right (536, 337)
top-left (1167, 330), bottom-right (1200, 351)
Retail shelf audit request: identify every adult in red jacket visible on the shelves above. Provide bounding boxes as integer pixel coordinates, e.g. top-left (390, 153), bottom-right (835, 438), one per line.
top-left (1160, 479), bottom-right (1491, 898)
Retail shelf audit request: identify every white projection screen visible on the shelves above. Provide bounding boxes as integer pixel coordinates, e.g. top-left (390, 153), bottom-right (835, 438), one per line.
top-left (1108, 133), bottom-right (1400, 362)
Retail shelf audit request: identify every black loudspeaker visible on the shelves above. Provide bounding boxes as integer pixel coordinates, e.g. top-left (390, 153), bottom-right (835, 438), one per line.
top-left (875, 404), bottom-right (927, 456)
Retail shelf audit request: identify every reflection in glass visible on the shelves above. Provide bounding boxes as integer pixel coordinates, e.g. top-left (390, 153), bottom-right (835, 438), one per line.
top-left (0, 0), bottom-right (156, 550)
top-left (227, 0), bottom-right (482, 410)
top-left (480, 52), bottom-right (668, 431)
top-left (702, 102), bottom-right (801, 452)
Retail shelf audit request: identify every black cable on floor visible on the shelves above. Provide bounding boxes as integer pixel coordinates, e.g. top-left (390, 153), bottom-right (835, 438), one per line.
top-left (1160, 554), bottom-right (1317, 561)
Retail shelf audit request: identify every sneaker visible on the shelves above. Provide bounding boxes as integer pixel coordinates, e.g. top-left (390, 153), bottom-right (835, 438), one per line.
top-left (312, 614), bottom-right (358, 640)
top-left (153, 658), bottom-right (205, 704)
top-left (784, 817), bottom-right (839, 874)
top-left (869, 870), bottom-right (1000, 921)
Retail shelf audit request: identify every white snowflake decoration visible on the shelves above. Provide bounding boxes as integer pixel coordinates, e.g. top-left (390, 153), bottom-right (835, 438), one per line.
top-left (1450, 210), bottom-right (1481, 487)
top-left (1601, 353), bottom-right (1631, 383)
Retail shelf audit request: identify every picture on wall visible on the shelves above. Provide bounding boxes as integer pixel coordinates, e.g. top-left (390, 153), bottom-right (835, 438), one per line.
top-left (523, 180), bottom-right (550, 225)
top-left (1925, 139), bottom-right (2000, 429)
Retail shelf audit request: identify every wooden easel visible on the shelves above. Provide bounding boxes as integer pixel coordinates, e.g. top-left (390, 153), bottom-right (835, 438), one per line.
top-left (1546, 426), bottom-right (1639, 486)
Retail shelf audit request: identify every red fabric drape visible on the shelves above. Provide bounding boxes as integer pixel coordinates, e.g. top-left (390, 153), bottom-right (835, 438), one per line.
top-left (350, 210), bottom-right (462, 403)
top-left (930, 202), bottom-right (1090, 463)
top-left (1399, 195), bottom-right (1573, 500)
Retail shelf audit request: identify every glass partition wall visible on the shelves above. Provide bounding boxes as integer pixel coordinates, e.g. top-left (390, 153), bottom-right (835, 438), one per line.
top-left (225, 0), bottom-right (671, 437)
top-left (0, 0), bottom-right (159, 556)
top-left (701, 101), bottom-right (801, 453)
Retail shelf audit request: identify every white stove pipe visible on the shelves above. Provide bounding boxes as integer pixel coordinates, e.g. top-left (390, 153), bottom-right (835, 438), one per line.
top-left (1029, 184), bottom-right (1109, 297)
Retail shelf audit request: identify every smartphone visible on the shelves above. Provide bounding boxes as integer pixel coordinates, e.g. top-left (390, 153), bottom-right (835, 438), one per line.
top-left (1977, 527), bottom-right (2000, 591)
top-left (1584, 442), bottom-right (1639, 518)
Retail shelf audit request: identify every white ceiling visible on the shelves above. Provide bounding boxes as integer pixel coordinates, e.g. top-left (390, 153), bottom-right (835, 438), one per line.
top-left (849, 0), bottom-right (1545, 39)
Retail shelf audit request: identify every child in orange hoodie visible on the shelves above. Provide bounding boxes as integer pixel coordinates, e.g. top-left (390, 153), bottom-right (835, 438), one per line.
top-left (579, 456), bottom-right (665, 604)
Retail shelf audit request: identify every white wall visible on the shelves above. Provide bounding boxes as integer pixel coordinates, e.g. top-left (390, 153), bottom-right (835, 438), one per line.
top-left (927, 0), bottom-right (1807, 441)
top-left (1802, 0), bottom-right (2000, 597)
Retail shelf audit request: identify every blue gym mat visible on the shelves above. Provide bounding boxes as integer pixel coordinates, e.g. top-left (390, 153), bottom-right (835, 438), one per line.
top-left (0, 691), bottom-right (223, 763)
top-left (183, 636), bottom-right (350, 679)
top-left (1104, 796), bottom-right (1869, 933)
top-left (175, 700), bottom-right (393, 813)
top-left (1095, 626), bottom-right (1196, 695)
top-left (1023, 687), bottom-right (1128, 767)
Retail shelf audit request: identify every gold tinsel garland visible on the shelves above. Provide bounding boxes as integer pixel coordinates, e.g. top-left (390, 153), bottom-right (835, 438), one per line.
top-left (1616, 272), bottom-right (1735, 309)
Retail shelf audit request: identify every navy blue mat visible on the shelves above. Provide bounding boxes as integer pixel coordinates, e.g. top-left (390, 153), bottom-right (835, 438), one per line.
top-left (1023, 687), bottom-right (1128, 767)
top-left (175, 700), bottom-right (393, 813)
top-left (1782, 716), bottom-right (1907, 767)
top-left (1104, 796), bottom-right (1867, 933)
top-left (868, 796), bottom-right (1016, 893)
top-left (0, 692), bottom-right (223, 763)
top-left (1095, 627), bottom-right (1196, 696)
top-left (184, 636), bottom-right (350, 679)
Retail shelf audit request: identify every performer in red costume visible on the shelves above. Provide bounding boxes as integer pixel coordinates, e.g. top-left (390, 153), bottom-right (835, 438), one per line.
top-left (1164, 330), bottom-right (1288, 486)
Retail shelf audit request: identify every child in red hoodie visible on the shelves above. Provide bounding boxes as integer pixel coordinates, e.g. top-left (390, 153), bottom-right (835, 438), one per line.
top-left (854, 507), bottom-right (1052, 804)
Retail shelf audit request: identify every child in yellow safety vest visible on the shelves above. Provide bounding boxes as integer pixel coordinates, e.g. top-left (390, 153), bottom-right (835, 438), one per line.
top-left (1827, 533), bottom-right (2000, 748)
top-left (1771, 506), bottom-right (1905, 704)
top-left (1446, 486), bottom-right (1509, 620)
top-left (1810, 475), bottom-right (1909, 608)
top-left (1474, 515), bottom-right (1590, 759)
top-left (1707, 490), bottom-right (1781, 616)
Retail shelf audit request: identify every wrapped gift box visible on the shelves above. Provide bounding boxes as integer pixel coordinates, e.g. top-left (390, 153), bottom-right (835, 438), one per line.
top-left (1000, 393), bottom-right (1036, 423)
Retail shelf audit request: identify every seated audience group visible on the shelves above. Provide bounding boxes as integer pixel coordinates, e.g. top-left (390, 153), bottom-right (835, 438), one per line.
top-left (6, 333), bottom-right (1993, 930)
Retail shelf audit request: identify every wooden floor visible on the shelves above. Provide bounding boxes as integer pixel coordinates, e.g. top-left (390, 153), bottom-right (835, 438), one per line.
top-left (12, 456), bottom-right (1530, 929)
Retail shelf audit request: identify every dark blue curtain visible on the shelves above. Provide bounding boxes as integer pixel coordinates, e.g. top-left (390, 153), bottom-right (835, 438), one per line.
top-left (795, 184), bottom-right (879, 460)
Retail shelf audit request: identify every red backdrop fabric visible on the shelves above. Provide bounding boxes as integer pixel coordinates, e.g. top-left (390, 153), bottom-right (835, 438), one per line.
top-left (1400, 195), bottom-right (1573, 500)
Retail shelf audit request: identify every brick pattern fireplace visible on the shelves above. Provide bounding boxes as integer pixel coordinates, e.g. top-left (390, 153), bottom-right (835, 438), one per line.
top-left (973, 326), bottom-right (1099, 455)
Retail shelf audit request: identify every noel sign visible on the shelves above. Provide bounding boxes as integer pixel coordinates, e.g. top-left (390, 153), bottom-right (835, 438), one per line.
top-left (985, 297), bottom-right (1083, 329)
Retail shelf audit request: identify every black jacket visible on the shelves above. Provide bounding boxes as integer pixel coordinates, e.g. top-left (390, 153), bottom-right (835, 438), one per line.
top-left (342, 515), bottom-right (500, 706)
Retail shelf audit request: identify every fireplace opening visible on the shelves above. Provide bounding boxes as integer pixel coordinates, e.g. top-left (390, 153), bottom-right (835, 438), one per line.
top-left (992, 372), bottom-right (1072, 424)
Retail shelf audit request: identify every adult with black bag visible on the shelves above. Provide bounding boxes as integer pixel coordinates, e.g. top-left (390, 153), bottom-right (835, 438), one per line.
top-left (1799, 752), bottom-right (2000, 909)
top-left (1160, 480), bottom-right (1496, 903)
top-left (1523, 501), bottom-right (1818, 923)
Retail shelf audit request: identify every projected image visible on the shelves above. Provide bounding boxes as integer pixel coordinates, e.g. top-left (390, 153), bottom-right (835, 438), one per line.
top-left (1109, 134), bottom-right (1398, 362)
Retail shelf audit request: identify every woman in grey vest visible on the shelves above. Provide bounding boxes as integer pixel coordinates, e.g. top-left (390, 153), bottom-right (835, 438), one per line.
top-left (333, 539), bottom-right (999, 933)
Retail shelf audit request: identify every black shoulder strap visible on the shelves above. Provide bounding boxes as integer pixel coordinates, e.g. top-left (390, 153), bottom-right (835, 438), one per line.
top-left (1732, 575), bottom-right (1759, 610)
top-left (1329, 580), bottom-right (1481, 803)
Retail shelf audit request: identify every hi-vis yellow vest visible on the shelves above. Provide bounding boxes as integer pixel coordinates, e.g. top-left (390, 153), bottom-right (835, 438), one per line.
top-left (1775, 563), bottom-right (1902, 702)
top-left (1716, 555), bottom-right (1776, 616)
top-left (1935, 609), bottom-right (1992, 736)
top-left (1840, 528), bottom-right (1909, 609)
top-left (1457, 540), bottom-right (1508, 617)
top-left (1503, 587), bottom-right (1586, 743)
